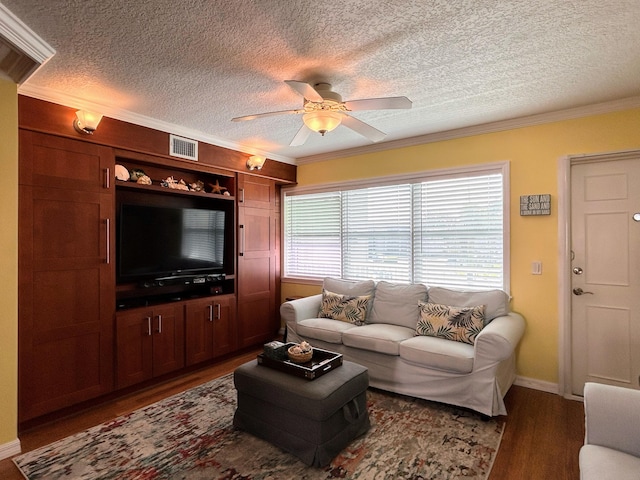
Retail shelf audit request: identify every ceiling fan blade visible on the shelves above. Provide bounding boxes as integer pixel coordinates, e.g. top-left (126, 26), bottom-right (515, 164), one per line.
top-left (284, 80), bottom-right (324, 102)
top-left (231, 109), bottom-right (302, 122)
top-left (344, 96), bottom-right (412, 111)
top-left (340, 114), bottom-right (387, 142)
top-left (290, 124), bottom-right (312, 146)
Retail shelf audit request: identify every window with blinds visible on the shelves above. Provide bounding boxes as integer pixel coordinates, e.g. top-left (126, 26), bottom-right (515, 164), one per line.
top-left (284, 191), bottom-right (342, 278)
top-left (283, 164), bottom-right (507, 290)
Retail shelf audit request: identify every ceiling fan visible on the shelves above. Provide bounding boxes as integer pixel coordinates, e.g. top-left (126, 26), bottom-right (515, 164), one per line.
top-left (231, 80), bottom-right (412, 146)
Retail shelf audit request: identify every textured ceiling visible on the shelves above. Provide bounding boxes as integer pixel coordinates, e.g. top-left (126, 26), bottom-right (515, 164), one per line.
top-left (5, 0), bottom-right (640, 163)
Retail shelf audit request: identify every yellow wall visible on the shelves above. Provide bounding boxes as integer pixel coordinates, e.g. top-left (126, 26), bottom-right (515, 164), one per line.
top-left (0, 79), bottom-right (18, 445)
top-left (282, 107), bottom-right (640, 384)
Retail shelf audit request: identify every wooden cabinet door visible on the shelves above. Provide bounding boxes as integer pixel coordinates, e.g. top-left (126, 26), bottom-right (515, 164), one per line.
top-left (19, 130), bottom-right (113, 192)
top-left (185, 294), bottom-right (236, 365)
top-left (116, 304), bottom-right (184, 388)
top-left (237, 206), bottom-right (278, 347)
top-left (238, 174), bottom-right (277, 209)
top-left (237, 173), bottom-right (280, 348)
top-left (212, 294), bottom-right (237, 358)
top-left (116, 309), bottom-right (154, 389)
top-left (185, 298), bottom-right (214, 366)
top-left (150, 304), bottom-right (185, 377)
top-left (18, 131), bottom-right (115, 422)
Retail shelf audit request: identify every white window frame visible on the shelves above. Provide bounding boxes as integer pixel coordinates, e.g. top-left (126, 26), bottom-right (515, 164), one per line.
top-left (281, 161), bottom-right (511, 293)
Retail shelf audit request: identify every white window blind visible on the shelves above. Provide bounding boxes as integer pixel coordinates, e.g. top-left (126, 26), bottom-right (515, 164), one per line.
top-left (412, 174), bottom-right (503, 289)
top-left (284, 191), bottom-right (342, 278)
top-left (283, 167), bottom-right (506, 290)
top-left (343, 184), bottom-right (413, 282)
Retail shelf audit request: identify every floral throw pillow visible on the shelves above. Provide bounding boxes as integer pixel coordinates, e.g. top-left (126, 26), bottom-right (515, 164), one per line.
top-left (318, 289), bottom-right (371, 326)
top-left (416, 302), bottom-right (486, 345)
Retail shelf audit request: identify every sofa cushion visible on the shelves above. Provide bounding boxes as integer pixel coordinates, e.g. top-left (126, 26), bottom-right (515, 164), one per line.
top-left (323, 277), bottom-right (376, 297)
top-left (369, 281), bottom-right (428, 329)
top-left (342, 324), bottom-right (415, 356)
top-left (427, 286), bottom-right (509, 322)
top-left (399, 336), bottom-right (474, 373)
top-left (296, 318), bottom-right (357, 344)
top-left (579, 444), bottom-right (640, 480)
top-left (318, 289), bottom-right (371, 326)
top-left (416, 302), bottom-right (486, 345)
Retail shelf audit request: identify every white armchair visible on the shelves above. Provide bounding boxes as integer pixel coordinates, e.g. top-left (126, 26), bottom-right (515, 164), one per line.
top-left (579, 382), bottom-right (640, 480)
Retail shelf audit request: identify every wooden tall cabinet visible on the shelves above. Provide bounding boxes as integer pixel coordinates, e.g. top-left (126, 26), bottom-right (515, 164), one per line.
top-left (236, 174), bottom-right (281, 347)
top-left (17, 97), bottom-right (296, 424)
top-left (18, 131), bottom-right (115, 422)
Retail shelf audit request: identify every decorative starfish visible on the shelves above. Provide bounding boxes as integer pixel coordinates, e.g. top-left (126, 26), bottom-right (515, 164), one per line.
top-left (208, 179), bottom-right (227, 194)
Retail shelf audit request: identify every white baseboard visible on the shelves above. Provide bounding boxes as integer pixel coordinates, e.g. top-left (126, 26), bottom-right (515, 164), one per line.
top-left (0, 438), bottom-right (21, 461)
top-left (514, 376), bottom-right (559, 394)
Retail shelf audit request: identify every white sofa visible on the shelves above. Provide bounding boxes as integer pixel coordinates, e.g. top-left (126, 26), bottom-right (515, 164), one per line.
top-left (579, 382), bottom-right (640, 480)
top-left (281, 278), bottom-right (525, 417)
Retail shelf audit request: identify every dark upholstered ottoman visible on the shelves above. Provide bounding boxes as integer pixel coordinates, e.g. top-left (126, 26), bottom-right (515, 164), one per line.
top-left (233, 359), bottom-right (370, 467)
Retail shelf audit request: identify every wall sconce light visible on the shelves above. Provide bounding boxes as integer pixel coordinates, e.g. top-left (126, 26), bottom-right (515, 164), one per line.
top-left (73, 110), bottom-right (103, 134)
top-left (303, 111), bottom-right (342, 136)
top-left (246, 155), bottom-right (266, 171)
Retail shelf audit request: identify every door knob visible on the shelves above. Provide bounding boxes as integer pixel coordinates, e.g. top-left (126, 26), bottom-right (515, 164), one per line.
top-left (573, 288), bottom-right (594, 295)
top-left (573, 267), bottom-right (583, 275)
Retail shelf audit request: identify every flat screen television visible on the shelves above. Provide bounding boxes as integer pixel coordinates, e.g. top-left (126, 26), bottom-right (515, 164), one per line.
top-left (117, 202), bottom-right (226, 283)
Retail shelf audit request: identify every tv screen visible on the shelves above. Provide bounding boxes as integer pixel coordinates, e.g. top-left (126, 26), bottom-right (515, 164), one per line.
top-left (118, 203), bottom-right (226, 282)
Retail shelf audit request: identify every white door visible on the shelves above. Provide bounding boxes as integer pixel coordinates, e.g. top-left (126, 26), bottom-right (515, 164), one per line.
top-left (571, 155), bottom-right (640, 395)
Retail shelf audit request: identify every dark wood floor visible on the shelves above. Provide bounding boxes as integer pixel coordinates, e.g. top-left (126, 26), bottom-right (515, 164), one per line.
top-left (491, 382), bottom-right (584, 479)
top-left (0, 349), bottom-right (584, 479)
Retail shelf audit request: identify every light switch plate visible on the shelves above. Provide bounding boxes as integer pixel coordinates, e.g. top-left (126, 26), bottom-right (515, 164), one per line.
top-left (531, 261), bottom-right (542, 275)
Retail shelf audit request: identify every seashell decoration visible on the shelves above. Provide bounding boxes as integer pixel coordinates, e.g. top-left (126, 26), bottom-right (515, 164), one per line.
top-left (136, 175), bottom-right (152, 185)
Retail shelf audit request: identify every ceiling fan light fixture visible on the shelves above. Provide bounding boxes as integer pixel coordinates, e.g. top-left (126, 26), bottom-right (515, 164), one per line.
top-left (303, 111), bottom-right (342, 136)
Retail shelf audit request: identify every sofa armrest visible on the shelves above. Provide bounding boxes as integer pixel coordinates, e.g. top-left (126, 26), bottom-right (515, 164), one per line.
top-left (280, 294), bottom-right (322, 326)
top-left (474, 312), bottom-right (525, 366)
top-left (584, 382), bottom-right (640, 458)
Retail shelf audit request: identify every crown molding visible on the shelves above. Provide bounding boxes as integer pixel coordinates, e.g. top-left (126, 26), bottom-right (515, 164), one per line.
top-left (0, 3), bottom-right (55, 83)
top-left (17, 83), bottom-right (297, 165)
top-left (296, 96), bottom-right (640, 165)
top-left (18, 78), bottom-right (640, 167)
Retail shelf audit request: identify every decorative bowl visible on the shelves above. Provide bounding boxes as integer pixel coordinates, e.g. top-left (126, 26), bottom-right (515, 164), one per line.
top-left (287, 345), bottom-right (313, 363)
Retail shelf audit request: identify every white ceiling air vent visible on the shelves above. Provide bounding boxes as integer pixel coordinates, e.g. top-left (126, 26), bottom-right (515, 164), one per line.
top-left (169, 134), bottom-right (198, 161)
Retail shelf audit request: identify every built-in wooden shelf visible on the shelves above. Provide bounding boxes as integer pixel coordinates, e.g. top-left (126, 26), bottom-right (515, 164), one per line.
top-left (115, 180), bottom-right (235, 201)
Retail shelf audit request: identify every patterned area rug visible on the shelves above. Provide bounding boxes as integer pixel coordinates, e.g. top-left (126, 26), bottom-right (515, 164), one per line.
top-left (14, 372), bottom-right (504, 479)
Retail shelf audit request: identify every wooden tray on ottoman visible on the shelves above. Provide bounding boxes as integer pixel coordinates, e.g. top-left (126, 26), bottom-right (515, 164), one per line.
top-left (257, 343), bottom-right (343, 380)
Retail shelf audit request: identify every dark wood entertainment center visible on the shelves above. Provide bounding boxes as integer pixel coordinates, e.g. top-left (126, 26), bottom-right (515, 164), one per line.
top-left (17, 96), bottom-right (295, 425)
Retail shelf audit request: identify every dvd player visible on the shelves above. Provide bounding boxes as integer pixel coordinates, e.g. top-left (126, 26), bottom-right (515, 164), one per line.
top-left (140, 273), bottom-right (225, 288)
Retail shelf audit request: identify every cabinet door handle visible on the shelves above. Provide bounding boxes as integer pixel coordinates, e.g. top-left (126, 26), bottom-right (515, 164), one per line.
top-left (239, 188), bottom-right (245, 203)
top-left (239, 224), bottom-right (245, 256)
top-left (207, 304), bottom-right (213, 322)
top-left (215, 303), bottom-right (221, 320)
top-left (146, 316), bottom-right (152, 336)
top-left (156, 314), bottom-right (162, 334)
top-left (105, 167), bottom-right (110, 189)
top-left (105, 218), bottom-right (110, 264)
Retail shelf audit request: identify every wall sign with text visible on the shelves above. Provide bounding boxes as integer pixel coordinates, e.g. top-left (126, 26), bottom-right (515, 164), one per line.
top-left (520, 194), bottom-right (551, 216)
